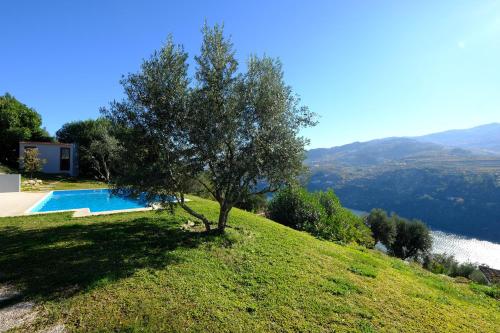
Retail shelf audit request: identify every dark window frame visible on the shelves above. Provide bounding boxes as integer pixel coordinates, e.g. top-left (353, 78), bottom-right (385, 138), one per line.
top-left (60, 147), bottom-right (71, 171)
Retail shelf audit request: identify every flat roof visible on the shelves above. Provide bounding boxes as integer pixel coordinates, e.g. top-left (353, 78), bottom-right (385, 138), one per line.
top-left (20, 141), bottom-right (74, 147)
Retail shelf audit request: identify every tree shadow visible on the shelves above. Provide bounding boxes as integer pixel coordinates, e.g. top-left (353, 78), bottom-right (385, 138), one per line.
top-left (0, 216), bottom-right (215, 307)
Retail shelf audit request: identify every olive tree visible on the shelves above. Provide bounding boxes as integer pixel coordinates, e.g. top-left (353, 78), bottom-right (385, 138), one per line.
top-left (389, 215), bottom-right (432, 260)
top-left (104, 25), bottom-right (315, 232)
top-left (366, 208), bottom-right (395, 247)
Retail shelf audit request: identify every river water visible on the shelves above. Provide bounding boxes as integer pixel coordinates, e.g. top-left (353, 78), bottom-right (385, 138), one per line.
top-left (431, 231), bottom-right (500, 269)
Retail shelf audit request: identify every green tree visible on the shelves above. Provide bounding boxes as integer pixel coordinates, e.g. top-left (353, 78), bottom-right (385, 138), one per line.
top-left (366, 208), bottom-right (395, 247)
top-left (389, 215), bottom-right (432, 260)
top-left (0, 93), bottom-right (52, 166)
top-left (104, 25), bottom-right (315, 233)
top-left (81, 131), bottom-right (121, 182)
top-left (56, 118), bottom-right (118, 180)
top-left (20, 148), bottom-right (46, 179)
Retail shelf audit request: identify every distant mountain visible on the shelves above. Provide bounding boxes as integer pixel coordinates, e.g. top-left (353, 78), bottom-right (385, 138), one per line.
top-left (415, 123), bottom-right (500, 154)
top-left (306, 124), bottom-right (500, 242)
top-left (307, 137), bottom-right (477, 167)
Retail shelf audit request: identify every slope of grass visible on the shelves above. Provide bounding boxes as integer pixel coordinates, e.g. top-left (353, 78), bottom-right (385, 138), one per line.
top-left (0, 197), bottom-right (498, 332)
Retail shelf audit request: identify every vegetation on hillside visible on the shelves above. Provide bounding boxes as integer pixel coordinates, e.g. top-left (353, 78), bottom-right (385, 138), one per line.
top-left (0, 197), bottom-right (498, 332)
top-left (268, 187), bottom-right (373, 246)
top-left (365, 209), bottom-right (493, 285)
top-left (307, 137), bottom-right (500, 242)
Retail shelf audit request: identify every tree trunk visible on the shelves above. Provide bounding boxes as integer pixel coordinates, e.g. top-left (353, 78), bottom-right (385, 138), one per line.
top-left (217, 203), bottom-right (231, 232)
top-left (177, 196), bottom-right (212, 232)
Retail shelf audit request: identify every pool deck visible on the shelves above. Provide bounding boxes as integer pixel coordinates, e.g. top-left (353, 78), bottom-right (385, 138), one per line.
top-left (0, 192), bottom-right (49, 217)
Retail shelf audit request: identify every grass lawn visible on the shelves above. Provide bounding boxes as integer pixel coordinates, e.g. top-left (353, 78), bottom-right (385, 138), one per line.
top-left (0, 197), bottom-right (498, 332)
top-left (21, 174), bottom-right (107, 191)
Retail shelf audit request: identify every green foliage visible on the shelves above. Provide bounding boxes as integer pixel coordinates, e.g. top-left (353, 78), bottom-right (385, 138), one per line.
top-left (366, 208), bottom-right (395, 247)
top-left (349, 265), bottom-right (378, 278)
top-left (468, 269), bottom-right (489, 285)
top-left (0, 163), bottom-right (14, 174)
top-left (268, 187), bottom-right (373, 246)
top-left (308, 164), bottom-right (500, 243)
top-left (470, 283), bottom-right (500, 300)
top-left (19, 148), bottom-right (46, 178)
top-left (234, 192), bottom-right (268, 213)
top-left (104, 24), bottom-right (315, 232)
top-left (267, 186), bottom-right (322, 230)
top-left (389, 215), bottom-right (432, 260)
top-left (423, 253), bottom-right (478, 279)
top-left (56, 118), bottom-right (118, 180)
top-left (0, 93), bottom-right (52, 166)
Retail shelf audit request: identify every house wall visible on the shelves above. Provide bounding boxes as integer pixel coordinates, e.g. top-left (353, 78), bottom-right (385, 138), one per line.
top-left (0, 174), bottom-right (21, 193)
top-left (19, 142), bottom-right (78, 177)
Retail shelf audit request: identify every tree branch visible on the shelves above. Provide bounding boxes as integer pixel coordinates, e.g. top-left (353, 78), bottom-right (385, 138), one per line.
top-left (175, 193), bottom-right (212, 231)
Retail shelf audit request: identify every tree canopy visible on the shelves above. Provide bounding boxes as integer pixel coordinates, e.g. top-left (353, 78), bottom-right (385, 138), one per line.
top-left (104, 24), bottom-right (316, 232)
top-left (366, 208), bottom-right (395, 247)
top-left (57, 118), bottom-right (119, 181)
top-left (0, 93), bottom-right (52, 166)
top-left (388, 215), bottom-right (432, 260)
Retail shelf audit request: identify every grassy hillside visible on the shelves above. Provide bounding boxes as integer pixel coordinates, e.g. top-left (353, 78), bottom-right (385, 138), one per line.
top-left (0, 197), bottom-right (498, 332)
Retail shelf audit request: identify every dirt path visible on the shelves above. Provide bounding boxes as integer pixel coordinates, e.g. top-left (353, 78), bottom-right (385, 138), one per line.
top-left (0, 284), bottom-right (65, 333)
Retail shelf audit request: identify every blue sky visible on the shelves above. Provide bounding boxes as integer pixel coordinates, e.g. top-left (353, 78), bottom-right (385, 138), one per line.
top-left (1, 1), bottom-right (499, 148)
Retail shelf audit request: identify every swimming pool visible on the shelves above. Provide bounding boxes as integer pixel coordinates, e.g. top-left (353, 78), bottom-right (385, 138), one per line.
top-left (29, 189), bottom-right (150, 214)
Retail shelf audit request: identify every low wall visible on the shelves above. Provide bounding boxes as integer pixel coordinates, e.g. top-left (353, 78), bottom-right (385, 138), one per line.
top-left (0, 174), bottom-right (21, 193)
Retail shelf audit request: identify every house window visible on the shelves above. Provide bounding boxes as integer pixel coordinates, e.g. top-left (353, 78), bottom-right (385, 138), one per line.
top-left (60, 147), bottom-right (70, 171)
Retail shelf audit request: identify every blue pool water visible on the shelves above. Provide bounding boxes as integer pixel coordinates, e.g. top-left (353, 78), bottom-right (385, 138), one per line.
top-left (30, 189), bottom-right (149, 213)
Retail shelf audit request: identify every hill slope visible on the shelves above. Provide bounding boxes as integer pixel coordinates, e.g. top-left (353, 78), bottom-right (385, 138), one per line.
top-left (416, 123), bottom-right (500, 154)
top-left (0, 198), bottom-right (498, 332)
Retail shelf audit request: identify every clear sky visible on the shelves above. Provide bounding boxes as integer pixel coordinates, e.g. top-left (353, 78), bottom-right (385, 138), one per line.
top-left (1, 1), bottom-right (499, 148)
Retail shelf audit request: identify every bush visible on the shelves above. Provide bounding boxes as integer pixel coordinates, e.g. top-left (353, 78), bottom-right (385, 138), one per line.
top-left (267, 187), bottom-right (323, 230)
top-left (267, 187), bottom-right (373, 246)
top-left (423, 253), bottom-right (482, 281)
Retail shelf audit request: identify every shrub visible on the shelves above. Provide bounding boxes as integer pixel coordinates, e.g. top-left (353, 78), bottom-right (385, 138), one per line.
top-left (267, 187), bottom-right (323, 230)
top-left (267, 187), bottom-right (373, 246)
top-left (423, 253), bottom-right (484, 282)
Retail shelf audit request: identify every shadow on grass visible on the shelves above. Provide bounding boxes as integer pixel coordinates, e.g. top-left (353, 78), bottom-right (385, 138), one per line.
top-left (0, 216), bottom-right (215, 307)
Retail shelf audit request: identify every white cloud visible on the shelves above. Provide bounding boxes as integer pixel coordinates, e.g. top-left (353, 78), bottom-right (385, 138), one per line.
top-left (457, 41), bottom-right (466, 48)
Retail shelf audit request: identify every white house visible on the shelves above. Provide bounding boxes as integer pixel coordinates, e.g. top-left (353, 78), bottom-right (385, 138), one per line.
top-left (19, 141), bottom-right (79, 177)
